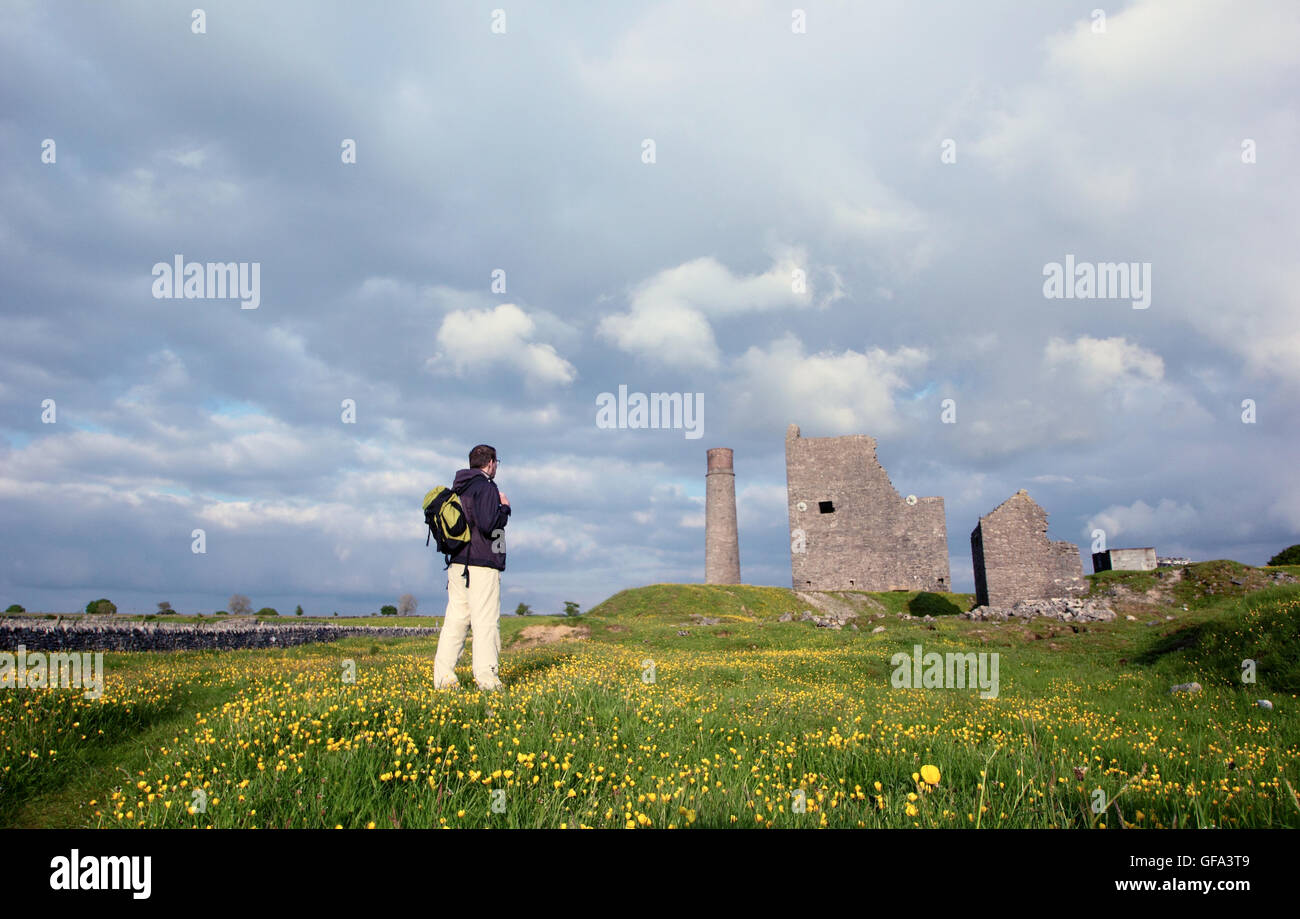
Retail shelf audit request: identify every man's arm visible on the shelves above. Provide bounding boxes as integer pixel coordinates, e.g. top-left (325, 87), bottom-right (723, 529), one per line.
top-left (475, 481), bottom-right (510, 536)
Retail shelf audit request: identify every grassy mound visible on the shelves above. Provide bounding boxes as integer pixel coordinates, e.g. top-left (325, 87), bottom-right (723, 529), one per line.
top-left (1088, 559), bottom-right (1292, 609)
top-left (1136, 586), bottom-right (1300, 694)
top-left (586, 584), bottom-right (796, 621)
top-left (586, 583), bottom-right (975, 622)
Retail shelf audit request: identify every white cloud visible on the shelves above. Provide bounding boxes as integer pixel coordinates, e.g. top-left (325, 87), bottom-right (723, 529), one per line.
top-left (1085, 498), bottom-right (1199, 544)
top-left (728, 333), bottom-right (929, 435)
top-left (597, 299), bottom-right (721, 370)
top-left (430, 303), bottom-right (576, 386)
top-left (166, 148), bottom-right (207, 168)
top-left (597, 251), bottom-right (831, 370)
top-left (1045, 0), bottom-right (1300, 98)
top-left (1044, 335), bottom-right (1164, 389)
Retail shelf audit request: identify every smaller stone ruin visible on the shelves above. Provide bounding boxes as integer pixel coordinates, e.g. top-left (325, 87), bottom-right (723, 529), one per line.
top-left (971, 490), bottom-right (1086, 609)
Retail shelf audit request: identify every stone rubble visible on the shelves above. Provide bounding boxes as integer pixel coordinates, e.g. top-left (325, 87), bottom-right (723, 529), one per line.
top-left (962, 597), bottom-right (1116, 623)
top-left (799, 608), bottom-right (861, 630)
top-left (776, 608), bottom-right (862, 630)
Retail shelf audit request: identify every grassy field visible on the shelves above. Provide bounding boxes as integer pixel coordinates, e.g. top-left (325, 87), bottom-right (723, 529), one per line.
top-left (2, 563), bottom-right (1298, 829)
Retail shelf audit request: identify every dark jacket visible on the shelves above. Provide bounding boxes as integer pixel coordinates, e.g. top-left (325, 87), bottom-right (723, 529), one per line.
top-left (450, 467), bottom-right (509, 570)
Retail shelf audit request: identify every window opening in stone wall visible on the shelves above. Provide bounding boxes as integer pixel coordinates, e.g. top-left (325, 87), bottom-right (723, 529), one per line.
top-left (818, 500), bottom-right (834, 513)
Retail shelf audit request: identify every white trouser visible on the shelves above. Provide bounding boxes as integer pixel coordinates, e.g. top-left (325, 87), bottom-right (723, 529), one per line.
top-left (433, 564), bottom-right (502, 690)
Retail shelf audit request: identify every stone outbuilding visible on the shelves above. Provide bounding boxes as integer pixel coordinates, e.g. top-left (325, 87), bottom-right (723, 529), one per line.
top-left (1093, 547), bottom-right (1158, 573)
top-left (970, 490), bottom-right (1085, 608)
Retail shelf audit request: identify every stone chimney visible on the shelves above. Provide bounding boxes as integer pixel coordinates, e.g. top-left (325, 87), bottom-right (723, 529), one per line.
top-left (705, 447), bottom-right (741, 584)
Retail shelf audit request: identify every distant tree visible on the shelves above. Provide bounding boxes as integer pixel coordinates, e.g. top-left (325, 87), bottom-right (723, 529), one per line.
top-left (157, 601), bottom-right (173, 614)
top-left (1268, 544), bottom-right (1300, 566)
top-left (228, 594), bottom-right (252, 615)
top-left (563, 601), bottom-right (580, 617)
top-left (332, 611), bottom-right (339, 617)
top-left (295, 604), bottom-right (304, 617)
top-left (85, 598), bottom-right (116, 615)
top-left (398, 594), bottom-right (417, 616)
top-left (515, 602), bottom-right (532, 617)
top-left (257, 607), bottom-right (279, 617)
top-left (6, 604), bottom-right (24, 614)
top-left (380, 604), bottom-right (398, 616)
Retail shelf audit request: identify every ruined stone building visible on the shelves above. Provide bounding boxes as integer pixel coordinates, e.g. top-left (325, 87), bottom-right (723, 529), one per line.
top-left (785, 424), bottom-right (949, 591)
top-left (1092, 547), bottom-right (1157, 573)
top-left (970, 490), bottom-right (1085, 608)
top-left (704, 447), bottom-right (741, 584)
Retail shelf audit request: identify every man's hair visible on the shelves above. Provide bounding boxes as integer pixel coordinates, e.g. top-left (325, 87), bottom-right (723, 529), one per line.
top-left (469, 444), bottom-right (497, 469)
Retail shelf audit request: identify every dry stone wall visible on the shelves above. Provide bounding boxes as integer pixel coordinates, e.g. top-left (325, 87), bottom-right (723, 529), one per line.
top-left (0, 619), bottom-right (441, 652)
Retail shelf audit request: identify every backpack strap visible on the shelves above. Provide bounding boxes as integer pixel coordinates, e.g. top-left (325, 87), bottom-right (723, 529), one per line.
top-left (453, 474), bottom-right (482, 588)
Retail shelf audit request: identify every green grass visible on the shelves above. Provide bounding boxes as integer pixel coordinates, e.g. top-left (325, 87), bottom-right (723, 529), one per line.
top-left (1136, 587), bottom-right (1300, 694)
top-left (1087, 559), bottom-right (1290, 610)
top-left (588, 583), bottom-right (798, 621)
top-left (588, 583), bottom-right (976, 621)
top-left (3, 573), bottom-right (1298, 829)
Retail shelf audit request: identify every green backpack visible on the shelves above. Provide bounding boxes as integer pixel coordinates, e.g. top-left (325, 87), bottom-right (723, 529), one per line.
top-left (423, 483), bottom-right (473, 567)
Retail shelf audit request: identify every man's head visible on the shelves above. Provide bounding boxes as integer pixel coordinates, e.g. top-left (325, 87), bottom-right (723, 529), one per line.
top-left (469, 444), bottom-right (499, 478)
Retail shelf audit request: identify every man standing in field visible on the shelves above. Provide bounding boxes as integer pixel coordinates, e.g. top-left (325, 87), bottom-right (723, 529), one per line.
top-left (434, 444), bottom-right (511, 691)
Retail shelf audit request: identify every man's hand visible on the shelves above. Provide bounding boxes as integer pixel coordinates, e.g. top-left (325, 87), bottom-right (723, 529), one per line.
top-left (499, 492), bottom-right (509, 507)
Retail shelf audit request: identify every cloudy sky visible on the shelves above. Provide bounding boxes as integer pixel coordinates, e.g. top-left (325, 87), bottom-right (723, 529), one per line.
top-left (2, 0), bottom-right (1297, 616)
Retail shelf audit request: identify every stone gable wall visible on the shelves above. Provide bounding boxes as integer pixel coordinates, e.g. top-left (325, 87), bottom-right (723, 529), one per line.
top-left (971, 490), bottom-right (1085, 607)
